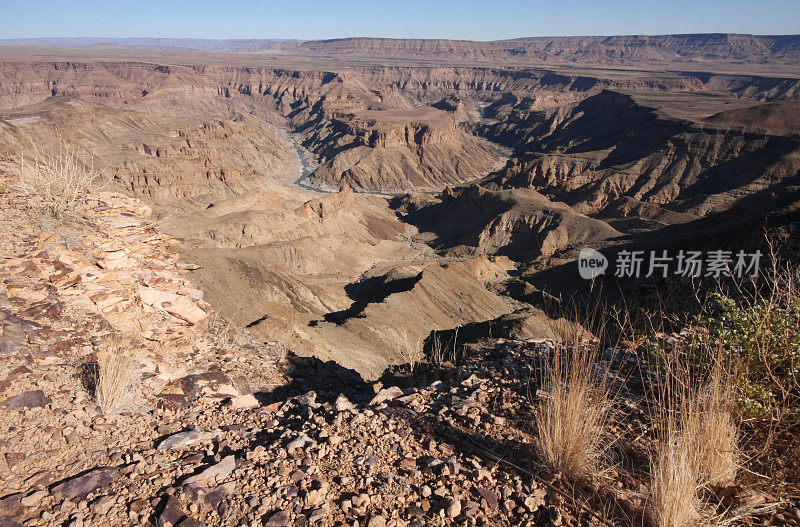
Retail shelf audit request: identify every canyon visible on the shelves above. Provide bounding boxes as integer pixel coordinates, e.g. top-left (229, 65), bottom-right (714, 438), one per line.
top-left (1, 37), bottom-right (799, 380)
top-left (1, 33), bottom-right (800, 527)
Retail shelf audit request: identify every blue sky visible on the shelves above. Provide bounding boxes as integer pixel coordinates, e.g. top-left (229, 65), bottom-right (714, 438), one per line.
top-left (1, 0), bottom-right (798, 40)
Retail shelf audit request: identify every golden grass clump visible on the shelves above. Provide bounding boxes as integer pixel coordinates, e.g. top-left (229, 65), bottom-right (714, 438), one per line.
top-left (95, 351), bottom-right (134, 415)
top-left (535, 341), bottom-right (611, 480)
top-left (695, 359), bottom-right (738, 488)
top-left (649, 411), bottom-right (704, 527)
top-left (648, 347), bottom-right (739, 527)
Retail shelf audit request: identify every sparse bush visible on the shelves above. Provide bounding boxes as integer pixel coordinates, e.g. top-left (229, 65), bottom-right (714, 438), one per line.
top-left (685, 263), bottom-right (800, 499)
top-left (427, 329), bottom-right (461, 366)
top-left (95, 351), bottom-right (134, 414)
top-left (691, 284), bottom-right (800, 418)
top-left (429, 332), bottom-right (445, 365)
top-left (534, 342), bottom-right (611, 480)
top-left (16, 140), bottom-right (98, 219)
top-left (209, 312), bottom-right (243, 349)
top-left (398, 330), bottom-right (423, 374)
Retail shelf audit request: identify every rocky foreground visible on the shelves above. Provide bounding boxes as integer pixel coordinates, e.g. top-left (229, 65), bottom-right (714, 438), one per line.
top-left (1, 176), bottom-right (798, 527)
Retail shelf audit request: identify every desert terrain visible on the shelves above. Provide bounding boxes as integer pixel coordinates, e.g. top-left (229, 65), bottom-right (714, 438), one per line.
top-left (1, 35), bottom-right (799, 526)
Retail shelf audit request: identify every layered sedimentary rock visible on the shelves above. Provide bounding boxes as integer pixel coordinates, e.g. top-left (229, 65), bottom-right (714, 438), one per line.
top-left (489, 91), bottom-right (800, 216)
top-left (306, 105), bottom-right (504, 192)
top-left (163, 187), bottom-right (543, 378)
top-left (292, 34), bottom-right (800, 70)
top-left (6, 34), bottom-right (800, 71)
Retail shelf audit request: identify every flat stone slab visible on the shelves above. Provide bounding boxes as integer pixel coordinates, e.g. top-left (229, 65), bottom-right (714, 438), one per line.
top-left (157, 429), bottom-right (220, 451)
top-left (51, 466), bottom-right (120, 501)
top-left (1, 389), bottom-right (51, 410)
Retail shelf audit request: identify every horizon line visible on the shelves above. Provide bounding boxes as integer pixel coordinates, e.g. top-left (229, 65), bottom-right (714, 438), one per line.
top-left (3, 32), bottom-right (800, 43)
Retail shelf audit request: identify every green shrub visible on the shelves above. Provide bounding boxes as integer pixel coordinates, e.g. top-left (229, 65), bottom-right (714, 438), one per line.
top-left (691, 288), bottom-right (800, 418)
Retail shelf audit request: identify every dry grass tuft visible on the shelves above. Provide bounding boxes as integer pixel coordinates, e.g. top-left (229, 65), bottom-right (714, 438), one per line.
top-left (647, 346), bottom-right (739, 526)
top-left (95, 351), bottom-right (134, 415)
top-left (400, 330), bottom-right (423, 375)
top-left (695, 357), bottom-right (738, 488)
top-left (649, 413), bottom-right (704, 527)
top-left (648, 357), bottom-right (705, 527)
top-left (16, 140), bottom-right (97, 219)
top-left (535, 341), bottom-right (612, 480)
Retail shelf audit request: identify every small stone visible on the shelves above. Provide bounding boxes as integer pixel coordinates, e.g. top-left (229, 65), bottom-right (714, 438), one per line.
top-left (398, 457), bottom-right (416, 471)
top-left (369, 386), bottom-right (404, 406)
top-left (523, 489), bottom-right (546, 513)
top-left (90, 495), bottom-right (115, 515)
top-left (21, 490), bottom-right (48, 508)
top-left (129, 498), bottom-right (148, 513)
top-left (157, 495), bottom-right (186, 527)
top-left (407, 506), bottom-right (425, 518)
top-left (204, 482), bottom-right (235, 513)
top-left (334, 394), bottom-right (355, 412)
top-left (293, 391), bottom-right (319, 408)
top-left (155, 393), bottom-right (189, 412)
top-left (477, 488), bottom-right (498, 510)
top-left (352, 493), bottom-right (370, 508)
top-left (157, 430), bottom-right (218, 451)
top-left (447, 496), bottom-right (462, 518)
top-left (308, 507), bottom-right (327, 523)
top-left (4, 452), bottom-right (26, 469)
top-left (230, 393), bottom-right (259, 409)
top-left (367, 515), bottom-right (386, 527)
top-left (0, 493), bottom-right (22, 517)
top-left (287, 434), bottom-right (313, 451)
top-left (190, 456), bottom-right (236, 486)
top-left (265, 510), bottom-right (290, 527)
top-left (138, 285), bottom-right (206, 325)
